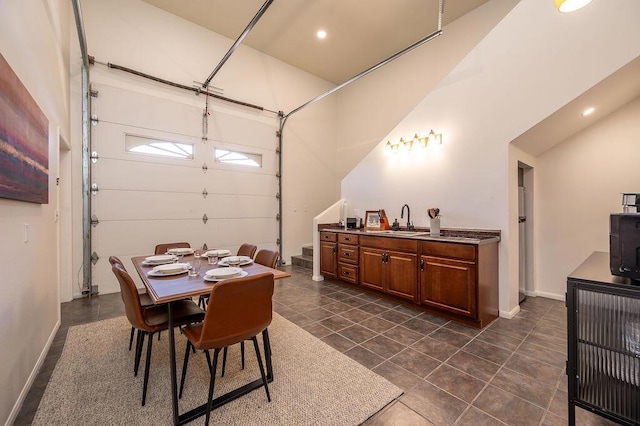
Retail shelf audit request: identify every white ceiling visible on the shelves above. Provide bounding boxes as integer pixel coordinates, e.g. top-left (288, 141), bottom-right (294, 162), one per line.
top-left (140, 0), bottom-right (490, 84)
top-left (140, 0), bottom-right (640, 155)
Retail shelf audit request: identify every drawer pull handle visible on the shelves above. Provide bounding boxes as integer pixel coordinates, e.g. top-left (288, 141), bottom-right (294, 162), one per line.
top-left (345, 253), bottom-right (351, 257)
top-left (343, 271), bottom-right (351, 276)
top-left (345, 237), bottom-right (350, 241)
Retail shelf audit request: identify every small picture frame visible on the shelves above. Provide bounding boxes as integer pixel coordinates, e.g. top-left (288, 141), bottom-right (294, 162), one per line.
top-left (365, 210), bottom-right (381, 230)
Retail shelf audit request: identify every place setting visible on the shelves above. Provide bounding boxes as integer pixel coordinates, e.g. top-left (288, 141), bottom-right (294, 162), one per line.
top-left (218, 255), bottom-right (253, 267)
top-left (141, 254), bottom-right (178, 266)
top-left (146, 262), bottom-right (191, 277)
top-left (203, 267), bottom-right (248, 282)
top-left (165, 247), bottom-right (194, 256)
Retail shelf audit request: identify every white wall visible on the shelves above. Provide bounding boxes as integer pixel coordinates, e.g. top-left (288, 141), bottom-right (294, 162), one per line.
top-left (0, 0), bottom-right (70, 423)
top-left (70, 0), bottom-right (340, 297)
top-left (334, 0), bottom-right (518, 179)
top-left (341, 0), bottom-right (640, 316)
top-left (536, 96), bottom-right (640, 298)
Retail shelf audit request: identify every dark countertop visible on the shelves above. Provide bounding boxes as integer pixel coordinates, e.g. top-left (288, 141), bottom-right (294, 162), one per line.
top-left (568, 251), bottom-right (639, 288)
top-left (318, 224), bottom-right (500, 245)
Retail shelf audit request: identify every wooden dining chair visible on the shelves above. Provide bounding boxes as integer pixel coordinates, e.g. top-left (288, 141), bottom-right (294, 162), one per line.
top-left (154, 241), bottom-right (191, 255)
top-left (236, 243), bottom-right (257, 258)
top-left (111, 263), bottom-right (205, 406)
top-left (254, 249), bottom-right (279, 269)
top-left (109, 256), bottom-right (155, 351)
top-left (179, 272), bottom-right (274, 425)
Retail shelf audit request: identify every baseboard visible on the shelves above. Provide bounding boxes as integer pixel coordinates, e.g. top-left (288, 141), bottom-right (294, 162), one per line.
top-left (532, 290), bottom-right (565, 301)
top-left (499, 304), bottom-right (520, 319)
top-left (312, 275), bottom-right (324, 282)
top-left (5, 318), bottom-right (60, 426)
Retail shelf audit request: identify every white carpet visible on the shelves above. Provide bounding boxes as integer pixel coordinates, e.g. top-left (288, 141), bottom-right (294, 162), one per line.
top-left (33, 314), bottom-right (402, 425)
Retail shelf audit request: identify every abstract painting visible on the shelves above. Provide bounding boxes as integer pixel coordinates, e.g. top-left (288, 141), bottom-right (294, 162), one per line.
top-left (0, 52), bottom-right (49, 204)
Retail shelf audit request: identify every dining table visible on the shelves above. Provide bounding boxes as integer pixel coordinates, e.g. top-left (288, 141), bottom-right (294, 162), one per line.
top-left (131, 253), bottom-right (291, 426)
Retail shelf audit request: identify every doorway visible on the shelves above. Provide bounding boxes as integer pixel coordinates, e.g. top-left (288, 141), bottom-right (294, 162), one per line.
top-left (518, 161), bottom-right (534, 303)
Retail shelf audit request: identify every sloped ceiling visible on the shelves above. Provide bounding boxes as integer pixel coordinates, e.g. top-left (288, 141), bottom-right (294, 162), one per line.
top-left (140, 0), bottom-right (489, 84)
top-left (512, 55), bottom-right (640, 156)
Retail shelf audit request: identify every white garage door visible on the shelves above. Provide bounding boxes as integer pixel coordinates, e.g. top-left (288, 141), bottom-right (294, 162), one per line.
top-left (90, 83), bottom-right (279, 294)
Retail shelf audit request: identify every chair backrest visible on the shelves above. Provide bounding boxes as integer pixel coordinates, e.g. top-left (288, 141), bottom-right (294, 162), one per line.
top-left (109, 255), bottom-right (124, 267)
top-left (154, 242), bottom-right (191, 255)
top-left (254, 249), bottom-right (279, 269)
top-left (111, 263), bottom-right (146, 330)
top-left (237, 243), bottom-right (257, 258)
top-left (198, 272), bottom-right (274, 349)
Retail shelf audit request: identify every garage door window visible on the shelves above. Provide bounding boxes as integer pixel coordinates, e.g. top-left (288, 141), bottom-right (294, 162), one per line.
top-left (214, 148), bottom-right (262, 168)
top-left (125, 134), bottom-right (194, 159)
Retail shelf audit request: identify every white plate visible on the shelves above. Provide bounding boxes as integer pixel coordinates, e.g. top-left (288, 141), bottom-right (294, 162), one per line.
top-left (144, 254), bottom-right (176, 264)
top-left (148, 263), bottom-right (190, 277)
top-left (205, 267), bottom-right (243, 278)
top-left (218, 256), bottom-right (253, 266)
top-left (204, 249), bottom-right (231, 257)
top-left (167, 247), bottom-right (194, 255)
top-left (204, 270), bottom-right (248, 282)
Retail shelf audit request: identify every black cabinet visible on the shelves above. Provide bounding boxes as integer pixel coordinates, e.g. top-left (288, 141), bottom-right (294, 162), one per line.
top-left (567, 252), bottom-right (640, 425)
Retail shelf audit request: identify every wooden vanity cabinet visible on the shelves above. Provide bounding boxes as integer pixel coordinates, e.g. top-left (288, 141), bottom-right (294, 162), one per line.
top-left (320, 232), bottom-right (337, 278)
top-left (419, 241), bottom-right (498, 328)
top-left (359, 236), bottom-right (418, 302)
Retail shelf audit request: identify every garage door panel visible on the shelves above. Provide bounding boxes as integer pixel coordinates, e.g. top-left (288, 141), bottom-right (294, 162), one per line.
top-left (94, 159), bottom-right (275, 196)
top-left (95, 191), bottom-right (206, 221)
top-left (209, 112), bottom-right (276, 148)
top-left (207, 195), bottom-right (276, 219)
top-left (93, 83), bottom-right (202, 137)
top-left (94, 158), bottom-right (200, 190)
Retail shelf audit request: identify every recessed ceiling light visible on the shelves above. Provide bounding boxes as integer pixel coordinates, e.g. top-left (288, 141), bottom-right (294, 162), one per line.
top-left (555, 0), bottom-right (593, 13)
top-left (582, 107), bottom-right (595, 116)
top-left (316, 30), bottom-right (327, 39)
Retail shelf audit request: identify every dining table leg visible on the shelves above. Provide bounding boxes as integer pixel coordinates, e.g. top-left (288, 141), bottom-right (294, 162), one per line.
top-left (168, 301), bottom-right (179, 425)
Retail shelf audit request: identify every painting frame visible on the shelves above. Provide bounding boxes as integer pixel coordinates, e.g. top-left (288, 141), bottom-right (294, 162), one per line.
top-left (365, 210), bottom-right (381, 230)
top-left (0, 52), bottom-right (49, 204)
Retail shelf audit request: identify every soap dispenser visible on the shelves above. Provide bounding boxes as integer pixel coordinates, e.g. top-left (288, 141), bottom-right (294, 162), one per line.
top-left (391, 218), bottom-right (400, 231)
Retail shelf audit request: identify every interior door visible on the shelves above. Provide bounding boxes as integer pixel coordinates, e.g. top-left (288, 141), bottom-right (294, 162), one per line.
top-left (90, 83), bottom-right (278, 294)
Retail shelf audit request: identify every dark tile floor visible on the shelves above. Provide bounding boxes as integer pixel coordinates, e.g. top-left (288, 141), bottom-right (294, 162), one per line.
top-left (15, 265), bottom-right (616, 425)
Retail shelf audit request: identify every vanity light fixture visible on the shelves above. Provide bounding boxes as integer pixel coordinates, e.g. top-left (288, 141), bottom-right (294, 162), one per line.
top-left (316, 30), bottom-right (327, 39)
top-left (385, 130), bottom-right (442, 156)
top-left (555, 0), bottom-right (593, 12)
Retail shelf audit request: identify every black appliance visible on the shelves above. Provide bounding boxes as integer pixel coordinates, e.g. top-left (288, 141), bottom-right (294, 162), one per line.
top-left (346, 217), bottom-right (358, 229)
top-left (610, 213), bottom-right (640, 280)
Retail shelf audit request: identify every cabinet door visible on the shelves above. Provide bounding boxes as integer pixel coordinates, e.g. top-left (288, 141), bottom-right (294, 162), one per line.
top-left (421, 256), bottom-right (477, 318)
top-left (387, 251), bottom-right (418, 301)
top-left (360, 248), bottom-right (385, 291)
top-left (320, 242), bottom-right (337, 278)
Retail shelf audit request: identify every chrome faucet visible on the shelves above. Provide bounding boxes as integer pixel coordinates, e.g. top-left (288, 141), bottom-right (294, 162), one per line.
top-left (401, 204), bottom-right (414, 230)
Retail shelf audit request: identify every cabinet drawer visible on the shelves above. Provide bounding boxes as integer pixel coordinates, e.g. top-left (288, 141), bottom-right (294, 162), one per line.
top-left (320, 232), bottom-right (337, 242)
top-left (338, 233), bottom-right (359, 245)
top-left (338, 244), bottom-right (359, 264)
top-left (421, 241), bottom-right (476, 261)
top-left (360, 236), bottom-right (418, 252)
top-left (338, 264), bottom-right (358, 284)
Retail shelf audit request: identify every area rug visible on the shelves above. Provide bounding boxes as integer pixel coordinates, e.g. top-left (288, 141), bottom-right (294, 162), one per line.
top-left (33, 313), bottom-right (402, 425)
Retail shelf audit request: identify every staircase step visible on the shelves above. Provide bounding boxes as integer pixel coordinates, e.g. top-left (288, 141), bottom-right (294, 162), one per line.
top-left (302, 244), bottom-right (313, 257)
top-left (291, 254), bottom-right (313, 269)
